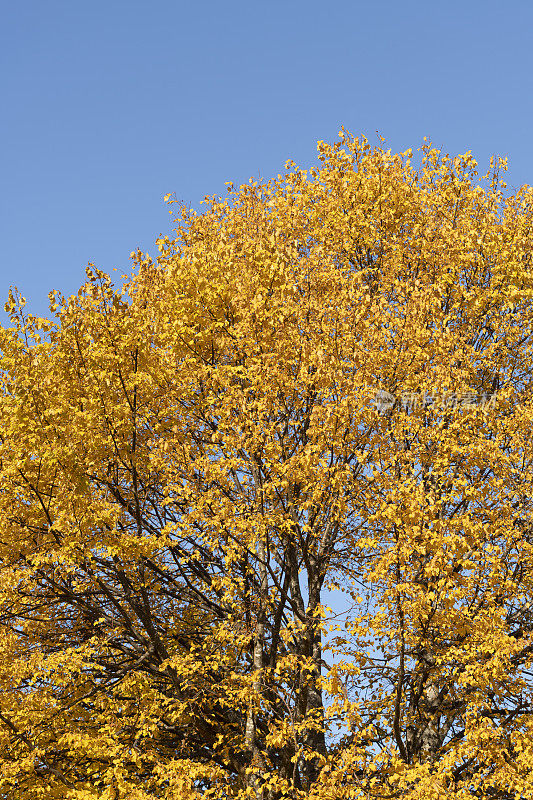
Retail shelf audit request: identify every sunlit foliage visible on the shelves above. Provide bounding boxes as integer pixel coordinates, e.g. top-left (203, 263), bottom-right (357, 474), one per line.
top-left (1, 132), bottom-right (533, 798)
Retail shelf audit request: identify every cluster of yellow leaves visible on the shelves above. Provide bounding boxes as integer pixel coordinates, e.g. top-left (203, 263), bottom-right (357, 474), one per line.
top-left (0, 132), bottom-right (533, 798)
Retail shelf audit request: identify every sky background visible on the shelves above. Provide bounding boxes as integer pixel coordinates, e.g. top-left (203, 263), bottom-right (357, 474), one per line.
top-left (2, 0), bottom-right (533, 320)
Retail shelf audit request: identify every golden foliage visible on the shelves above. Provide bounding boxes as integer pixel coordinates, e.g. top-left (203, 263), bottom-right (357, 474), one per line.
top-left (0, 132), bottom-right (533, 798)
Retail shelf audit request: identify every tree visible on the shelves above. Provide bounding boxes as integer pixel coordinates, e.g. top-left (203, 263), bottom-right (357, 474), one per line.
top-left (1, 132), bottom-right (533, 799)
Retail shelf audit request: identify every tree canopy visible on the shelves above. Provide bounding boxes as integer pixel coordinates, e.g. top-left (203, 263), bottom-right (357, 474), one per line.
top-left (1, 132), bottom-right (533, 799)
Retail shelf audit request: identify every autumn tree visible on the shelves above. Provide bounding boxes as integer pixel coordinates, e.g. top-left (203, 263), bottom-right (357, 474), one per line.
top-left (1, 132), bottom-right (533, 799)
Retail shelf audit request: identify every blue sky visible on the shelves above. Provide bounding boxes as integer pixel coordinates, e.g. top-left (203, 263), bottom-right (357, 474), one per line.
top-left (2, 0), bottom-right (533, 318)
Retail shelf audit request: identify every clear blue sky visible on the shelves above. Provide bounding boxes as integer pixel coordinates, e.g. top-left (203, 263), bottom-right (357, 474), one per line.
top-left (2, 0), bottom-right (533, 318)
